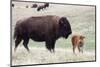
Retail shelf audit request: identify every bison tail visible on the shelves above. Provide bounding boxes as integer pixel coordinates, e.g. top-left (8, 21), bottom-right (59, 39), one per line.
top-left (13, 30), bottom-right (17, 39)
top-left (13, 26), bottom-right (18, 39)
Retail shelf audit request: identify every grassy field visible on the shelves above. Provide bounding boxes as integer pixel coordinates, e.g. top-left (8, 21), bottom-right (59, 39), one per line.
top-left (11, 1), bottom-right (96, 66)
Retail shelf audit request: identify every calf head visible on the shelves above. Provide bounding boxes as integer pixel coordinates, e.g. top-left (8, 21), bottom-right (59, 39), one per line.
top-left (79, 35), bottom-right (85, 47)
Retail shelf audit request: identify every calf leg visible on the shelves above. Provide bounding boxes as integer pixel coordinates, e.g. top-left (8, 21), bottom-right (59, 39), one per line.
top-left (73, 45), bottom-right (76, 54)
top-left (78, 46), bottom-right (81, 53)
top-left (80, 46), bottom-right (83, 53)
top-left (81, 48), bottom-right (83, 53)
top-left (78, 44), bottom-right (83, 53)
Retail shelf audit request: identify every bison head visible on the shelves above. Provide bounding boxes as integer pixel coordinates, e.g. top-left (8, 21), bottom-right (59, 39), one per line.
top-left (59, 17), bottom-right (72, 38)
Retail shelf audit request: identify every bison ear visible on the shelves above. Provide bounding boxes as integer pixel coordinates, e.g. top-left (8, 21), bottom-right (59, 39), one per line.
top-left (59, 17), bottom-right (68, 25)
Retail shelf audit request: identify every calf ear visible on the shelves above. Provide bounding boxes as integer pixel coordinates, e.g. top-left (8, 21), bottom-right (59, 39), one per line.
top-left (80, 36), bottom-right (85, 39)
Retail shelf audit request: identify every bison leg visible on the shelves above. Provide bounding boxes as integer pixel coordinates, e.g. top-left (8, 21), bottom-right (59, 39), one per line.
top-left (14, 37), bottom-right (22, 52)
top-left (51, 41), bottom-right (56, 53)
top-left (45, 39), bottom-right (55, 53)
top-left (23, 38), bottom-right (30, 52)
top-left (45, 41), bottom-right (52, 52)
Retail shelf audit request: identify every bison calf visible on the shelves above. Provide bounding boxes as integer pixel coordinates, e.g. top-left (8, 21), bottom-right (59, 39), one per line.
top-left (71, 35), bottom-right (85, 54)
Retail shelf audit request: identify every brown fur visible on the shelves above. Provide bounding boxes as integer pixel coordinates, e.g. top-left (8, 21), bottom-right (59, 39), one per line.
top-left (14, 15), bottom-right (72, 53)
top-left (71, 35), bottom-right (85, 54)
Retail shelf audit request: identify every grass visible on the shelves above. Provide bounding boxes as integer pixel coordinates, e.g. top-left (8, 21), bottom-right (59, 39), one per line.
top-left (12, 47), bottom-right (95, 66)
top-left (11, 1), bottom-right (96, 65)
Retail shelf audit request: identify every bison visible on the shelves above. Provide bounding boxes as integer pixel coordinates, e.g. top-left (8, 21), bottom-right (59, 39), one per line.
top-left (37, 3), bottom-right (49, 11)
top-left (44, 3), bottom-right (49, 8)
top-left (12, 3), bottom-right (14, 7)
top-left (37, 5), bottom-right (44, 11)
top-left (31, 4), bottom-right (38, 8)
top-left (14, 15), bottom-right (72, 52)
top-left (71, 35), bottom-right (85, 54)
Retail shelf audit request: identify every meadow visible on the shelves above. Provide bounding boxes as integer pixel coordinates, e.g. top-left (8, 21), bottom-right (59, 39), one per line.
top-left (11, 1), bottom-right (96, 66)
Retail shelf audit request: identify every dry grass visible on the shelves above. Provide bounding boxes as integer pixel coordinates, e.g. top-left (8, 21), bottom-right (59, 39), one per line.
top-left (11, 1), bottom-right (96, 66)
top-left (12, 47), bottom-right (95, 66)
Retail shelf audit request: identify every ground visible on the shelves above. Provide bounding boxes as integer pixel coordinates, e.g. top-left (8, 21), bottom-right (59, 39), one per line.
top-left (12, 47), bottom-right (95, 65)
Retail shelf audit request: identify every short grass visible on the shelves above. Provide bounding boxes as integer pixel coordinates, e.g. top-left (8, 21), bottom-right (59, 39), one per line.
top-left (12, 47), bottom-right (95, 66)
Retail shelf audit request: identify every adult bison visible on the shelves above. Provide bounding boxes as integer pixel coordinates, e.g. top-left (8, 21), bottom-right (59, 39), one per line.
top-left (37, 5), bottom-right (44, 11)
top-left (44, 3), bottom-right (49, 8)
top-left (37, 3), bottom-right (49, 11)
top-left (14, 15), bottom-right (72, 52)
top-left (31, 4), bottom-right (38, 8)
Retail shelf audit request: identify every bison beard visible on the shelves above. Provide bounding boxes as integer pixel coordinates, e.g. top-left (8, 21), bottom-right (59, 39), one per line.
top-left (14, 15), bottom-right (72, 53)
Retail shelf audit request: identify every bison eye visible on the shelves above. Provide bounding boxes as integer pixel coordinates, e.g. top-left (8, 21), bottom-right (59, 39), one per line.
top-left (64, 24), bottom-right (66, 26)
top-left (64, 24), bottom-right (67, 27)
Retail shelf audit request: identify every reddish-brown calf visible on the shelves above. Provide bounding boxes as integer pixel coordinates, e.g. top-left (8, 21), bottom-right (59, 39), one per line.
top-left (71, 35), bottom-right (85, 54)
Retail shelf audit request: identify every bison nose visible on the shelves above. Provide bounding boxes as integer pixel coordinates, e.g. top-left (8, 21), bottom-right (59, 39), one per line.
top-left (65, 31), bottom-right (72, 38)
top-left (70, 31), bottom-right (72, 34)
top-left (68, 30), bottom-right (72, 35)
